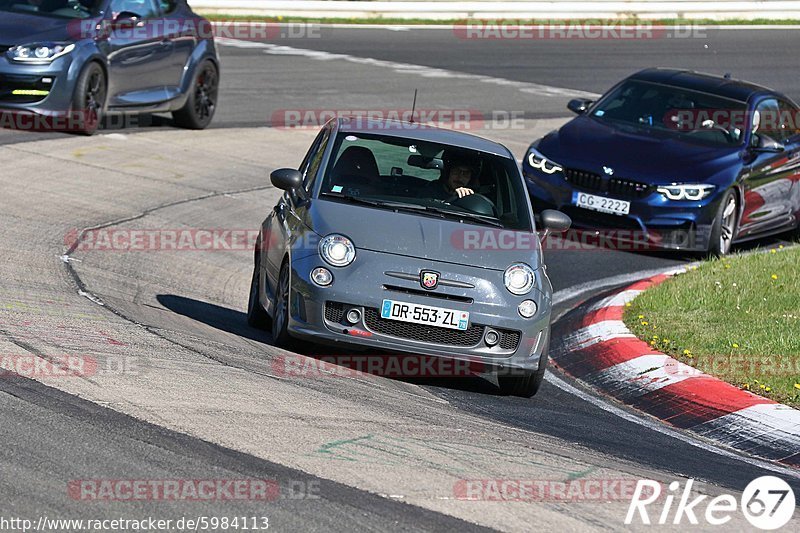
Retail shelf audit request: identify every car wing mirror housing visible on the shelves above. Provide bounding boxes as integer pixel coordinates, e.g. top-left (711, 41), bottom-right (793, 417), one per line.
top-left (752, 133), bottom-right (785, 153)
top-left (270, 168), bottom-right (303, 191)
top-left (567, 98), bottom-right (593, 115)
top-left (111, 11), bottom-right (142, 29)
top-left (540, 209), bottom-right (572, 233)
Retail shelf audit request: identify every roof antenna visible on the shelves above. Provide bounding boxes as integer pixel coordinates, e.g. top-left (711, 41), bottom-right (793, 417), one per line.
top-left (410, 89), bottom-right (418, 124)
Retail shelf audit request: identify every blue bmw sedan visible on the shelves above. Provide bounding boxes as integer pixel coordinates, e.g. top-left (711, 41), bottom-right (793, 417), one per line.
top-left (0, 0), bottom-right (219, 133)
top-left (524, 68), bottom-right (800, 255)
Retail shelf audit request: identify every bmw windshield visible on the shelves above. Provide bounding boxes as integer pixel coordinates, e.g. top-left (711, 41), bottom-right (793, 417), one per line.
top-left (0, 0), bottom-right (100, 18)
top-left (318, 132), bottom-right (534, 231)
top-left (589, 80), bottom-right (749, 146)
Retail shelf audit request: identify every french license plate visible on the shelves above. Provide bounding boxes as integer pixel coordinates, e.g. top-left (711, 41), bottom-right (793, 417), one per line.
top-left (573, 191), bottom-right (630, 215)
top-left (380, 299), bottom-right (469, 331)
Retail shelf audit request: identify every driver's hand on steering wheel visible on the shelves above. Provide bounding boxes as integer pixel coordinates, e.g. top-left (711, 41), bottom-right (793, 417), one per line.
top-left (453, 187), bottom-right (475, 199)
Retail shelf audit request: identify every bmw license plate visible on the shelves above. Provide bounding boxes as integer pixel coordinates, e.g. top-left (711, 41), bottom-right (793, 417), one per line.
top-left (573, 191), bottom-right (630, 215)
top-left (381, 299), bottom-right (469, 331)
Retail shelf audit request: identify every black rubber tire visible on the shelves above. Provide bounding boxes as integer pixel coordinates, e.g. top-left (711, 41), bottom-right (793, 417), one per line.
top-left (497, 365), bottom-right (546, 398)
top-left (707, 189), bottom-right (738, 257)
top-left (71, 62), bottom-right (106, 135)
top-left (172, 60), bottom-right (218, 130)
top-left (246, 257), bottom-right (271, 330)
top-left (271, 260), bottom-right (295, 348)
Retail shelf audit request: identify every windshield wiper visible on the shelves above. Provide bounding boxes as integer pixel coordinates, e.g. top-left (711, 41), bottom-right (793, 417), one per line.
top-left (320, 193), bottom-right (446, 218)
top-left (423, 206), bottom-right (505, 228)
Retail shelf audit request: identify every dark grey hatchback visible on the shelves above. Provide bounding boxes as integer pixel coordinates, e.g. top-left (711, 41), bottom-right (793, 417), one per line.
top-left (247, 118), bottom-right (571, 397)
top-left (0, 0), bottom-right (219, 133)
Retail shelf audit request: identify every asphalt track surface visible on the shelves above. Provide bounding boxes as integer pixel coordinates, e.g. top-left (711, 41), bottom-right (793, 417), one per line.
top-left (0, 27), bottom-right (798, 531)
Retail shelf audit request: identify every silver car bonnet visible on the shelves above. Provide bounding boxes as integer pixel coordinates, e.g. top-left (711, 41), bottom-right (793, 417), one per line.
top-left (306, 199), bottom-right (543, 272)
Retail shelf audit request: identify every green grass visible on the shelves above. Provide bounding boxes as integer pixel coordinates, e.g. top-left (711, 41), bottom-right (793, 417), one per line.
top-left (201, 15), bottom-right (800, 26)
top-left (624, 246), bottom-right (800, 406)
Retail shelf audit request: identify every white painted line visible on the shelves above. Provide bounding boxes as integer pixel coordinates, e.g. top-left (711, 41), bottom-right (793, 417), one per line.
top-left (216, 37), bottom-right (600, 99)
top-left (692, 403), bottom-right (800, 459)
top-left (544, 371), bottom-right (800, 479)
top-left (564, 319), bottom-right (636, 350)
top-left (588, 288), bottom-right (643, 311)
top-left (582, 353), bottom-right (698, 401)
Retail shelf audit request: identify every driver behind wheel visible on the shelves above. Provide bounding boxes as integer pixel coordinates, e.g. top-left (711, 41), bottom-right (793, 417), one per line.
top-left (426, 151), bottom-right (480, 201)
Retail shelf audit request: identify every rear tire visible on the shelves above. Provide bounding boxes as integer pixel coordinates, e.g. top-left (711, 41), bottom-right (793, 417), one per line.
top-left (708, 189), bottom-right (738, 257)
top-left (71, 62), bottom-right (106, 135)
top-left (247, 257), bottom-right (271, 330)
top-left (172, 60), bottom-right (218, 130)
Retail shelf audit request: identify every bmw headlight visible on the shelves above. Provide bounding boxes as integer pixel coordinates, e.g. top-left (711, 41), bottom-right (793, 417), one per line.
top-left (656, 184), bottom-right (715, 201)
top-left (526, 147), bottom-right (563, 175)
top-left (504, 263), bottom-right (535, 295)
top-left (8, 43), bottom-right (75, 64)
top-left (319, 234), bottom-right (356, 267)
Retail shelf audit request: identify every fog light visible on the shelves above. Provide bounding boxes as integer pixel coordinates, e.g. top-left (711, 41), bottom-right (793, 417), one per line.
top-left (518, 300), bottom-right (537, 318)
top-left (484, 329), bottom-right (500, 347)
top-left (311, 267), bottom-right (332, 286)
top-left (346, 308), bottom-right (361, 324)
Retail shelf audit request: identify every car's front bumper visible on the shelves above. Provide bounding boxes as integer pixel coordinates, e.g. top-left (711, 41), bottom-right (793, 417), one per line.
top-left (524, 166), bottom-right (721, 252)
top-left (284, 250), bottom-right (552, 375)
top-left (0, 53), bottom-right (77, 123)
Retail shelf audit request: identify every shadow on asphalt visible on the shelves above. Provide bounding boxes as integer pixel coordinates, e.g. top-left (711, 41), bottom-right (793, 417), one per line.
top-left (157, 294), bottom-right (272, 343)
top-left (156, 293), bottom-right (507, 396)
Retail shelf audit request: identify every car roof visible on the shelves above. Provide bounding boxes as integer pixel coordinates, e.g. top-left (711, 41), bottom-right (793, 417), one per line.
top-left (334, 117), bottom-right (514, 158)
top-left (627, 68), bottom-right (776, 102)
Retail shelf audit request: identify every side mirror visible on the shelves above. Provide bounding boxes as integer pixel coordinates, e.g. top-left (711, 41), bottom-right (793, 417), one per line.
top-left (270, 168), bottom-right (303, 191)
top-left (567, 98), bottom-right (593, 115)
top-left (751, 133), bottom-right (785, 153)
top-left (111, 11), bottom-right (142, 29)
top-left (540, 209), bottom-right (572, 233)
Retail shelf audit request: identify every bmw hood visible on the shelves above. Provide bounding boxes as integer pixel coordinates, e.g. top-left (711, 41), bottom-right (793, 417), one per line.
top-left (0, 13), bottom-right (91, 43)
top-left (306, 200), bottom-right (543, 271)
top-left (537, 115), bottom-right (742, 182)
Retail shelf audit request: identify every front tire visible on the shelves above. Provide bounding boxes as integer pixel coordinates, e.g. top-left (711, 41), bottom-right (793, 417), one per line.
top-left (708, 190), bottom-right (738, 257)
top-left (247, 257), bottom-right (271, 330)
top-left (497, 360), bottom-right (546, 398)
top-left (172, 60), bottom-right (218, 130)
top-left (271, 260), bottom-right (294, 348)
top-left (71, 62), bottom-right (106, 135)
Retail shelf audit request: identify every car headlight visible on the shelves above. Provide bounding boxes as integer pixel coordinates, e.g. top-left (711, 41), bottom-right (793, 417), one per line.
top-left (527, 147), bottom-right (563, 175)
top-left (319, 234), bottom-right (356, 267)
top-left (504, 263), bottom-right (535, 295)
top-left (656, 184), bottom-right (715, 201)
top-left (8, 43), bottom-right (75, 63)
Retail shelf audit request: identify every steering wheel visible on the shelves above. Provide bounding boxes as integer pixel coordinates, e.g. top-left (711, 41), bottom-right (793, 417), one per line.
top-left (685, 124), bottom-right (734, 143)
top-left (447, 193), bottom-right (498, 217)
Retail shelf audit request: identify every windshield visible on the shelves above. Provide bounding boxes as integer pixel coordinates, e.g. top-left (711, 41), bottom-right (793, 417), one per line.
top-left (318, 132), bottom-right (533, 231)
top-left (0, 0), bottom-right (100, 18)
top-left (590, 80), bottom-right (748, 146)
